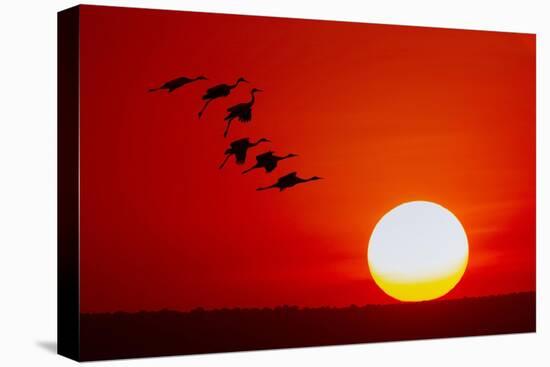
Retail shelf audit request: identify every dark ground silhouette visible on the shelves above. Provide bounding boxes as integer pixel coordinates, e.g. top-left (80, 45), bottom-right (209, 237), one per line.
top-left (80, 292), bottom-right (535, 361)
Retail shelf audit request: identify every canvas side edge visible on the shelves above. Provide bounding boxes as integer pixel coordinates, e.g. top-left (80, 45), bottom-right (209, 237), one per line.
top-left (57, 5), bottom-right (81, 362)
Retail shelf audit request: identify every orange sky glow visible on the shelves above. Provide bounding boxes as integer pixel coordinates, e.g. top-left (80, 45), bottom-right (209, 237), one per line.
top-left (78, 6), bottom-right (535, 312)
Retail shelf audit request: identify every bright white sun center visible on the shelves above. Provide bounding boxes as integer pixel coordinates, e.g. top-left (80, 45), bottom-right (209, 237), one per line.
top-left (368, 201), bottom-right (469, 302)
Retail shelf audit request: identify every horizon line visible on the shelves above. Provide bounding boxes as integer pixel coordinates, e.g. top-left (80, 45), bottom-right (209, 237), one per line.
top-left (81, 290), bottom-right (536, 315)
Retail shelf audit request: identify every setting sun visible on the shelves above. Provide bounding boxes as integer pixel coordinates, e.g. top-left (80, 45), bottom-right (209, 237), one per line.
top-left (368, 201), bottom-right (469, 302)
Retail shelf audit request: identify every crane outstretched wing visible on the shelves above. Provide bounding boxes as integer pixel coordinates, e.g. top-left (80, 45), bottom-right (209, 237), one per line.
top-left (255, 152), bottom-right (276, 172)
top-left (230, 138), bottom-right (249, 150)
top-left (278, 172), bottom-right (297, 184)
top-left (255, 152), bottom-right (274, 163)
top-left (171, 76), bottom-right (191, 85)
top-left (265, 161), bottom-right (277, 172)
top-left (238, 109), bottom-right (252, 122)
top-left (203, 84), bottom-right (229, 99)
top-left (235, 150), bottom-right (247, 164)
top-left (227, 102), bottom-right (247, 112)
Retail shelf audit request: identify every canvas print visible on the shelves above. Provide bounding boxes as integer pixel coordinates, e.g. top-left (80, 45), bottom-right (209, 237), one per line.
top-left (58, 5), bottom-right (536, 361)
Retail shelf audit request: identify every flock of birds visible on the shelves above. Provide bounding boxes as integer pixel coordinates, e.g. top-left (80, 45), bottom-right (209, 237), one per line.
top-left (149, 75), bottom-right (322, 191)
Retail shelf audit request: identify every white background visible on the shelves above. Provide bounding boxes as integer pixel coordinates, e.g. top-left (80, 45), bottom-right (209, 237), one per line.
top-left (0, 0), bottom-right (548, 365)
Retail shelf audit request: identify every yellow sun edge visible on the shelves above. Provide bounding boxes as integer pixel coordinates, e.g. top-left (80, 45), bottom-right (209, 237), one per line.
top-left (369, 254), bottom-right (469, 302)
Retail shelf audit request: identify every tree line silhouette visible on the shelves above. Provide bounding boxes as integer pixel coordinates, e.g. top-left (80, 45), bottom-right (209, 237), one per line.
top-left (79, 292), bottom-right (535, 361)
top-left (149, 75), bottom-right (323, 191)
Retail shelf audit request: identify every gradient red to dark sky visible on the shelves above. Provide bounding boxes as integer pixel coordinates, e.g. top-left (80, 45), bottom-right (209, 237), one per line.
top-left (78, 5), bottom-right (535, 313)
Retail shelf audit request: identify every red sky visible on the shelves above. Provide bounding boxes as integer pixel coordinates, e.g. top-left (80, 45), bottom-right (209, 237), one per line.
top-left (78, 5), bottom-right (535, 313)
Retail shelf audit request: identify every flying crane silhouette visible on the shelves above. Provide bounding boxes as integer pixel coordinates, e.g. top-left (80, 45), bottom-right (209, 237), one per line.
top-left (223, 88), bottom-right (262, 138)
top-left (242, 151), bottom-right (298, 174)
top-left (148, 75), bottom-right (207, 93)
top-left (198, 77), bottom-right (248, 118)
top-left (257, 172), bottom-right (322, 191)
top-left (219, 137), bottom-right (271, 169)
